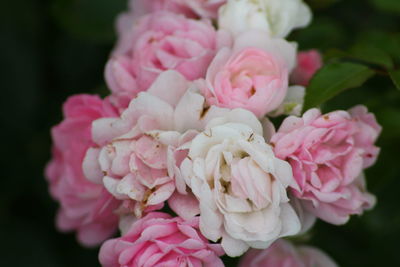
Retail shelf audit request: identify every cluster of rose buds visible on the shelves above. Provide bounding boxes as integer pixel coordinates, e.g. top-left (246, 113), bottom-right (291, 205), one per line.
top-left (46, 0), bottom-right (381, 266)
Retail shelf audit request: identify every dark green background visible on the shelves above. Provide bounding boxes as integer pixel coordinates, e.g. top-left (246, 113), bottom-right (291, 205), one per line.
top-left (1, 0), bottom-right (399, 266)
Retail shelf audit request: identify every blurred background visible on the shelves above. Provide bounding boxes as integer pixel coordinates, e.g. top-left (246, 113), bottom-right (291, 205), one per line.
top-left (1, 0), bottom-right (399, 266)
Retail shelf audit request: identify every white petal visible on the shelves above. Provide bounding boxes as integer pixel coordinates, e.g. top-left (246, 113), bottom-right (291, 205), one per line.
top-left (221, 231), bottom-right (249, 257)
top-left (279, 203), bottom-right (301, 237)
top-left (147, 70), bottom-right (189, 107)
top-left (103, 176), bottom-right (128, 200)
top-left (82, 147), bottom-right (103, 184)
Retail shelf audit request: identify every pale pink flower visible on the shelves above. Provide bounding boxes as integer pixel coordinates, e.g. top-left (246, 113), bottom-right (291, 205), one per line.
top-left (45, 94), bottom-right (120, 246)
top-left (99, 212), bottom-right (225, 267)
top-left (290, 50), bottom-right (323, 86)
top-left (200, 30), bottom-right (297, 117)
top-left (239, 239), bottom-right (337, 267)
top-left (180, 109), bottom-right (301, 257)
top-left (106, 11), bottom-right (218, 109)
top-left (271, 106), bottom-right (381, 224)
top-left (84, 71), bottom-right (228, 218)
top-left (349, 105), bottom-right (382, 168)
top-left (129, 0), bottom-right (227, 19)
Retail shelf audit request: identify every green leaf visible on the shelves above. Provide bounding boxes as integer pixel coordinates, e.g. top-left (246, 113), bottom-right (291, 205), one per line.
top-left (303, 62), bottom-right (375, 111)
top-left (389, 69), bottom-right (400, 90)
top-left (356, 31), bottom-right (400, 62)
top-left (350, 43), bottom-right (394, 69)
top-left (324, 45), bottom-right (393, 69)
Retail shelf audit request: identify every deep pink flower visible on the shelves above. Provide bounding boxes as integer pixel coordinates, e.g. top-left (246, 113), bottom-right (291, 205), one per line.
top-left (290, 50), bottom-right (322, 86)
top-left (271, 106), bottom-right (381, 224)
top-left (99, 212), bottom-right (225, 267)
top-left (239, 239), bottom-right (337, 267)
top-left (106, 11), bottom-right (218, 110)
top-left (45, 94), bottom-right (121, 246)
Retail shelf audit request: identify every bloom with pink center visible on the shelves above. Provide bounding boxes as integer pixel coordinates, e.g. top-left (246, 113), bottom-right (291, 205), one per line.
top-left (84, 70), bottom-right (228, 218)
top-left (290, 50), bottom-right (323, 86)
top-left (180, 108), bottom-right (301, 257)
top-left (99, 212), bottom-right (224, 267)
top-left (45, 94), bottom-right (121, 246)
top-left (106, 11), bottom-right (218, 110)
top-left (239, 239), bottom-right (337, 267)
top-left (200, 30), bottom-right (297, 117)
top-left (129, 0), bottom-right (227, 19)
top-left (271, 106), bottom-right (381, 224)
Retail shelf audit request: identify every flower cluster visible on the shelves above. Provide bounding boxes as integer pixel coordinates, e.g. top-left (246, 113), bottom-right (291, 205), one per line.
top-left (46, 0), bottom-right (381, 266)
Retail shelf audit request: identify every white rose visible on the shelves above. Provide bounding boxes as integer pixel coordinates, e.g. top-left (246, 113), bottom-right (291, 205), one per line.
top-left (180, 109), bottom-right (301, 256)
top-left (218, 0), bottom-right (312, 37)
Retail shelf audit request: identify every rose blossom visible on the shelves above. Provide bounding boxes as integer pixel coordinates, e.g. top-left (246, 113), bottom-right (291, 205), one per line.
top-left (271, 106), bottom-right (381, 224)
top-left (129, 0), bottom-right (227, 19)
top-left (106, 11), bottom-right (218, 109)
top-left (200, 30), bottom-right (297, 118)
top-left (239, 239), bottom-right (337, 267)
top-left (84, 70), bottom-right (228, 218)
top-left (349, 105), bottom-right (382, 168)
top-left (180, 108), bottom-right (301, 257)
top-left (99, 212), bottom-right (224, 267)
top-left (45, 94), bottom-right (121, 246)
top-left (218, 0), bottom-right (311, 38)
top-left (290, 50), bottom-right (323, 86)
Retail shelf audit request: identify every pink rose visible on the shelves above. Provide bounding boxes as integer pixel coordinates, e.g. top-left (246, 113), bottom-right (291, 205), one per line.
top-left (349, 105), bottom-right (382, 168)
top-left (200, 30), bottom-right (296, 117)
top-left (84, 71), bottom-right (227, 218)
top-left (45, 94), bottom-right (120, 246)
top-left (271, 106), bottom-right (381, 224)
top-left (106, 11), bottom-right (218, 109)
top-left (239, 239), bottom-right (337, 267)
top-left (99, 212), bottom-right (225, 267)
top-left (129, 0), bottom-right (226, 19)
top-left (290, 50), bottom-right (322, 86)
